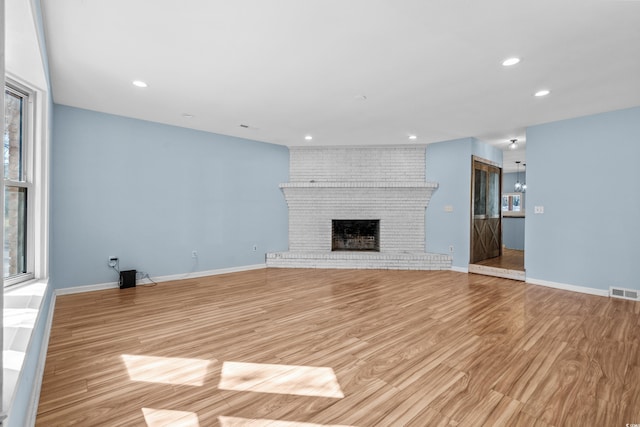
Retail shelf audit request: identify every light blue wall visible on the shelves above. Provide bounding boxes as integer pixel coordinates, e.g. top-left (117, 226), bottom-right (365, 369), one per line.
top-left (525, 106), bottom-right (640, 290)
top-left (51, 105), bottom-right (289, 289)
top-left (503, 218), bottom-right (525, 250)
top-left (426, 138), bottom-right (473, 267)
top-left (472, 139), bottom-right (503, 165)
top-left (503, 172), bottom-right (527, 201)
top-left (502, 172), bottom-right (526, 250)
top-left (426, 138), bottom-right (502, 268)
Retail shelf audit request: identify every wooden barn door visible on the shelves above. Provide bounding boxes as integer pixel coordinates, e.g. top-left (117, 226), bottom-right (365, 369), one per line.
top-left (470, 157), bottom-right (502, 264)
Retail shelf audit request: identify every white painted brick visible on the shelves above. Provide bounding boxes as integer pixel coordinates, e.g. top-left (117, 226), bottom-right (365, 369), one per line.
top-left (269, 146), bottom-right (449, 270)
top-left (283, 185), bottom-right (434, 252)
top-left (290, 146), bottom-right (426, 183)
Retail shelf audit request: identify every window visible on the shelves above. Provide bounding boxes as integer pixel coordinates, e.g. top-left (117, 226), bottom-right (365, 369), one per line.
top-left (502, 192), bottom-right (524, 217)
top-left (4, 83), bottom-right (34, 285)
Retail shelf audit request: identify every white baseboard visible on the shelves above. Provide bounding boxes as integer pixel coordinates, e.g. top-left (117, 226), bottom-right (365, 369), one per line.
top-left (526, 277), bottom-right (609, 297)
top-left (55, 263), bottom-right (267, 296)
top-left (26, 291), bottom-right (56, 427)
top-left (56, 281), bottom-right (118, 295)
top-left (450, 266), bottom-right (469, 273)
top-left (138, 263), bottom-right (266, 284)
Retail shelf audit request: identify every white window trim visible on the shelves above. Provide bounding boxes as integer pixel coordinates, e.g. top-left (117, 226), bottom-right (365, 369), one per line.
top-left (4, 73), bottom-right (49, 286)
top-left (2, 73), bottom-right (50, 421)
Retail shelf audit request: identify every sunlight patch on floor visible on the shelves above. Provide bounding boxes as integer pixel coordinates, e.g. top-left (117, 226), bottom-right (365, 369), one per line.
top-left (142, 408), bottom-right (200, 426)
top-left (218, 416), bottom-right (354, 427)
top-left (218, 361), bottom-right (344, 398)
top-left (122, 354), bottom-right (211, 386)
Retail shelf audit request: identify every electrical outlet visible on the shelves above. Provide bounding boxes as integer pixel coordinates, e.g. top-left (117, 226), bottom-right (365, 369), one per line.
top-left (191, 250), bottom-right (198, 258)
top-left (108, 256), bottom-right (118, 267)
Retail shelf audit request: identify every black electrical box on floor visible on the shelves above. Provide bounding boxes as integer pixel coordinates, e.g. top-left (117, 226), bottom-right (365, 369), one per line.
top-left (119, 270), bottom-right (136, 289)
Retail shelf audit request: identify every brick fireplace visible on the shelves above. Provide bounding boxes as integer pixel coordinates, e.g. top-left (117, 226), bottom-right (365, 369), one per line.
top-left (266, 146), bottom-right (452, 270)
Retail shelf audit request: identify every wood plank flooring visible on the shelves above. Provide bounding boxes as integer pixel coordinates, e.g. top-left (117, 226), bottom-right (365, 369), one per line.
top-left (474, 249), bottom-right (525, 271)
top-left (37, 268), bottom-right (640, 426)
top-left (469, 249), bottom-right (526, 281)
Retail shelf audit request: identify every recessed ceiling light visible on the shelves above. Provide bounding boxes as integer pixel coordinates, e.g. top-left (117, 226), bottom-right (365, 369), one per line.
top-left (132, 80), bottom-right (148, 88)
top-left (182, 113), bottom-right (194, 118)
top-left (305, 135), bottom-right (313, 141)
top-left (502, 57), bottom-right (521, 66)
top-left (534, 89), bottom-right (551, 97)
top-left (408, 135), bottom-right (417, 140)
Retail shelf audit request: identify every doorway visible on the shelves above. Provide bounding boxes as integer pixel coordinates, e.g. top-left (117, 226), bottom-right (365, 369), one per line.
top-left (470, 156), bottom-right (501, 264)
top-left (469, 156), bottom-right (525, 281)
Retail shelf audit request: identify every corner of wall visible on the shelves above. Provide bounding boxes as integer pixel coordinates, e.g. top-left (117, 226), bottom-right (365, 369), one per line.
top-left (425, 138), bottom-right (474, 268)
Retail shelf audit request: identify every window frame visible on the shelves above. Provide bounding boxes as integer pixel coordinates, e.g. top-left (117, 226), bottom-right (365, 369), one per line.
top-left (4, 79), bottom-right (37, 286)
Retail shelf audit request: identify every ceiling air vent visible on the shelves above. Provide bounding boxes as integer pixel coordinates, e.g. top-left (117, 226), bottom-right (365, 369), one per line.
top-left (610, 287), bottom-right (640, 301)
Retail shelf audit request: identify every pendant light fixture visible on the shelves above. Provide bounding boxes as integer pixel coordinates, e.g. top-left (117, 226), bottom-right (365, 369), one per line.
top-left (509, 139), bottom-right (518, 150)
top-left (522, 163), bottom-right (527, 193)
top-left (514, 161), bottom-right (523, 192)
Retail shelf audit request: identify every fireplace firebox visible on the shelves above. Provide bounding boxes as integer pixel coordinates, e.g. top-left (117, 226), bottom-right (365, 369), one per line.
top-left (332, 220), bottom-right (380, 251)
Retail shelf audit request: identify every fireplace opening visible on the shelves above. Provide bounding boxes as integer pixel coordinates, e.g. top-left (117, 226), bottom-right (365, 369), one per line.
top-left (332, 220), bottom-right (380, 252)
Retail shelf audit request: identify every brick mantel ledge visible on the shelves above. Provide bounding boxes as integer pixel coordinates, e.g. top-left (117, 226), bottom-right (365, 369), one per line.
top-left (279, 182), bottom-right (439, 189)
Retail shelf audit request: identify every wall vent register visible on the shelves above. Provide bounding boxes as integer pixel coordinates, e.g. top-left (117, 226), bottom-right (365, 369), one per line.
top-left (610, 287), bottom-right (639, 301)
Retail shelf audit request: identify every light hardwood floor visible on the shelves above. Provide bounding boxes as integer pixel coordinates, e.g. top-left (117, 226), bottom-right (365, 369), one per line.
top-left (37, 268), bottom-right (640, 426)
top-left (474, 249), bottom-right (525, 271)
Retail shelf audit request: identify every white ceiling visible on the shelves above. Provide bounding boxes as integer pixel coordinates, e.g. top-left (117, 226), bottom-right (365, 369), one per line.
top-left (40, 1), bottom-right (639, 171)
